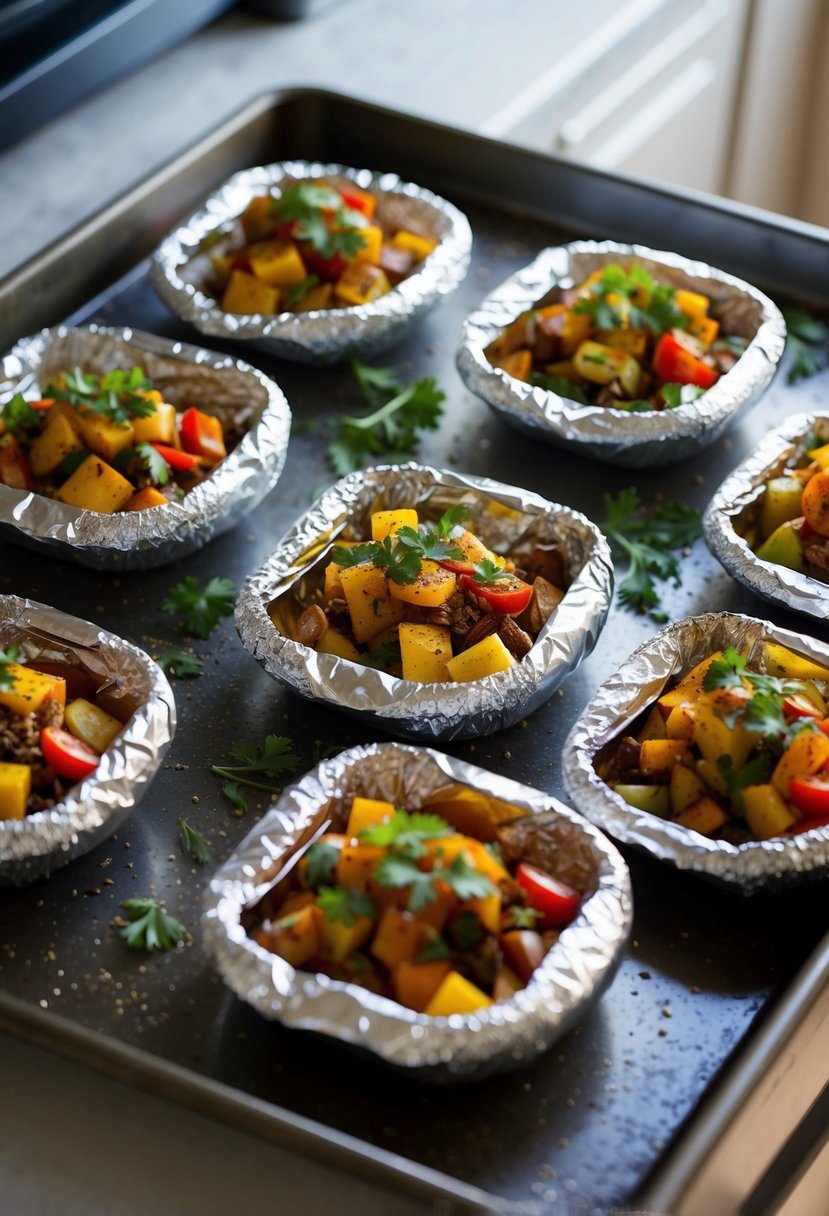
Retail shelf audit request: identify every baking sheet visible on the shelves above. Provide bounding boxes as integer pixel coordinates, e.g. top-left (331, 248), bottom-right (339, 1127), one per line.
top-left (1, 88), bottom-right (829, 1215)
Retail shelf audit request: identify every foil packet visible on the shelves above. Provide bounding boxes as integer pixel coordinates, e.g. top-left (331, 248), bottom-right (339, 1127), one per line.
top-left (456, 240), bottom-right (785, 468)
top-left (562, 612), bottom-right (829, 892)
top-left (0, 595), bottom-right (176, 885)
top-left (235, 463), bottom-right (613, 742)
top-left (704, 412), bottom-right (829, 621)
top-left (202, 741), bottom-right (632, 1081)
top-left (0, 325), bottom-right (292, 570)
top-left (150, 161), bottom-right (473, 365)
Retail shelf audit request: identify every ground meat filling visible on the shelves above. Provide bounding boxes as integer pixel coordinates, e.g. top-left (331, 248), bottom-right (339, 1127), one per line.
top-left (0, 699), bottom-right (67, 812)
top-left (804, 539), bottom-right (829, 582)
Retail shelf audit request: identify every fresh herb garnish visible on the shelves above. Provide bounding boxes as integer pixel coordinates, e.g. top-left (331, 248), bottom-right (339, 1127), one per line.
top-left (360, 810), bottom-right (453, 855)
top-left (783, 308), bottom-right (827, 384)
top-left (178, 818), bottom-right (211, 864)
top-left (2, 392), bottom-right (40, 436)
top-left (317, 884), bottom-right (375, 926)
top-left (661, 382), bottom-right (705, 409)
top-left (156, 650), bottom-right (204, 678)
top-left (56, 450), bottom-right (90, 478)
top-left (703, 647), bottom-right (814, 752)
top-left (162, 576), bottom-right (236, 638)
top-left (114, 443), bottom-right (171, 486)
top-left (703, 648), bottom-right (748, 692)
top-left (360, 642), bottom-right (402, 671)
top-left (373, 841), bottom-right (495, 914)
top-left (415, 935), bottom-right (452, 963)
top-left (285, 274), bottom-right (321, 307)
top-left (331, 535), bottom-right (422, 585)
top-left (393, 523), bottom-right (464, 565)
top-left (471, 558), bottom-right (509, 585)
top-left (449, 910), bottom-right (485, 950)
top-left (270, 182), bottom-right (368, 261)
top-left (327, 360), bottom-right (445, 475)
top-left (211, 734), bottom-right (301, 807)
top-left (0, 645), bottom-right (21, 691)
top-left (119, 898), bottom-right (188, 951)
top-left (47, 366), bottom-right (156, 425)
top-left (507, 905), bottom-right (543, 929)
top-left (529, 372), bottom-right (589, 404)
top-left (221, 780), bottom-right (248, 814)
top-left (302, 840), bottom-right (341, 888)
top-left (600, 488), bottom-right (702, 620)
top-left (574, 265), bottom-right (687, 335)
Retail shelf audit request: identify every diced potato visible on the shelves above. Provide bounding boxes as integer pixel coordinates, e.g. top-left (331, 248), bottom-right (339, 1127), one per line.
top-left (692, 697), bottom-right (755, 768)
top-left (665, 702), bottom-right (696, 740)
top-left (658, 652), bottom-right (725, 713)
top-left (674, 289), bottom-right (710, 323)
top-left (673, 796), bottom-right (730, 836)
top-left (255, 904), bottom-right (323, 968)
top-left (639, 738), bottom-right (691, 778)
top-left (249, 238), bottom-right (308, 288)
top-left (389, 561), bottom-right (456, 608)
top-left (399, 623), bottom-right (453, 682)
top-left (240, 193), bottom-right (274, 241)
top-left (221, 268), bottom-right (280, 315)
top-left (669, 764), bottom-right (706, 816)
top-left (689, 315), bottom-right (719, 346)
top-left (335, 842), bottom-right (387, 891)
top-left (490, 349), bottom-right (532, 380)
top-left (320, 912), bottom-right (374, 964)
top-left (315, 626), bottom-right (362, 663)
top-left (0, 432), bottom-right (32, 489)
top-left (54, 455), bottom-right (135, 514)
top-left (334, 262), bottom-right (391, 306)
top-left (293, 282), bottom-right (334, 312)
top-left (0, 762), bottom-right (31, 819)
top-left (371, 508), bottom-right (418, 540)
top-left (772, 730), bottom-right (829, 799)
top-left (352, 224), bottom-right (383, 265)
top-left (743, 784), bottom-right (797, 839)
top-left (0, 664), bottom-right (64, 716)
top-left (124, 487), bottom-right (168, 511)
top-left (132, 402), bottom-right (178, 447)
top-left (534, 305), bottom-right (593, 356)
top-left (391, 229), bottom-right (437, 261)
top-left (759, 477), bottom-right (807, 541)
top-left (425, 970), bottom-right (492, 1016)
top-left (445, 633), bottom-right (514, 682)
top-left (29, 408), bottom-right (85, 478)
top-left (392, 960), bottom-right (451, 1013)
top-left (370, 908), bottom-right (429, 969)
top-left (612, 783), bottom-right (670, 818)
top-left (75, 407), bottom-right (134, 464)
top-left (64, 698), bottom-right (123, 754)
top-left (572, 340), bottom-right (643, 397)
top-left (756, 522), bottom-right (804, 570)
top-left (346, 795), bottom-right (395, 838)
top-left (339, 564), bottom-right (406, 643)
top-left (594, 327), bottom-right (648, 358)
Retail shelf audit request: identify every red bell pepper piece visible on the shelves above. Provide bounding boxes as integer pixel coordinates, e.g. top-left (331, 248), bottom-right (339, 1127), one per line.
top-left (150, 443), bottom-right (201, 473)
top-left (179, 407), bottom-right (226, 464)
top-left (301, 245), bottom-right (349, 282)
top-left (336, 185), bottom-right (377, 220)
top-left (653, 331), bottom-right (719, 390)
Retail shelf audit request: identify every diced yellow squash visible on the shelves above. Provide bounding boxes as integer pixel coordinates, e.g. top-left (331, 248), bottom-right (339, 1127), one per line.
top-left (424, 970), bottom-right (492, 1017)
top-left (391, 229), bottom-right (438, 261)
top-left (445, 633), bottom-right (514, 682)
top-left (221, 268), bottom-right (280, 315)
top-left (461, 891), bottom-right (502, 934)
top-left (613, 783), bottom-right (670, 817)
top-left (323, 542), bottom-right (364, 602)
top-left (689, 315), bottom-right (719, 346)
top-left (772, 729), bottom-right (829, 799)
top-left (0, 762), bottom-right (31, 819)
top-left (315, 625), bottom-right (362, 663)
top-left (673, 795), bottom-right (730, 836)
top-left (54, 455), bottom-right (135, 513)
top-left (658, 652), bottom-right (725, 713)
top-left (249, 238), bottom-right (308, 288)
top-left (490, 349), bottom-right (532, 380)
top-left (669, 763), bottom-right (706, 816)
top-left (370, 908), bottom-right (429, 969)
top-left (64, 698), bottom-right (122, 754)
top-left (743, 783), bottom-right (797, 839)
top-left (639, 738), bottom-right (691, 778)
top-left (352, 224), bottom-right (383, 265)
top-left (411, 881), bottom-right (456, 932)
top-left (665, 702), bottom-right (696, 740)
top-left (124, 486), bottom-right (168, 511)
top-left (573, 340), bottom-right (643, 397)
top-left (334, 262), bottom-right (391, 306)
top-left (339, 563), bottom-right (405, 643)
top-left (696, 758), bottom-right (729, 797)
top-left (371, 508), bottom-right (418, 540)
top-left (594, 326), bottom-right (648, 358)
top-left (132, 401), bottom-right (178, 447)
top-left (759, 477), bottom-right (806, 541)
top-left (75, 408), bottom-right (134, 464)
top-left (392, 959), bottom-right (452, 1013)
top-left (691, 697), bottom-right (755, 768)
top-left (0, 664), bottom-right (64, 716)
top-left (294, 282), bottom-right (334, 312)
top-left (347, 795), bottom-right (395, 838)
top-left (764, 643), bottom-right (829, 683)
top-left (240, 193), bottom-right (274, 241)
top-left (320, 912), bottom-right (374, 964)
top-left (29, 408), bottom-right (85, 478)
top-left (389, 561), bottom-right (456, 608)
top-left (256, 904), bottom-right (323, 968)
top-left (424, 835), bottom-right (508, 886)
top-left (335, 842), bottom-right (387, 891)
top-left (637, 704), bottom-right (667, 742)
top-left (675, 289), bottom-right (710, 323)
top-left (447, 529), bottom-right (502, 568)
top-left (399, 623), bottom-right (453, 682)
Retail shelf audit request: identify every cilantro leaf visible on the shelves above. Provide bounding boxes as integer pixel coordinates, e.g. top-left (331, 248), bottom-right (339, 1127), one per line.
top-left (393, 524), bottom-right (464, 564)
top-left (2, 392), bottom-right (40, 436)
top-left (507, 905), bottom-right (543, 930)
top-left (574, 264), bottom-right (686, 336)
top-left (359, 810), bottom-right (453, 848)
top-left (302, 841), bottom-right (341, 888)
top-left (471, 559), bottom-right (509, 585)
top-left (156, 650), bottom-right (203, 678)
top-left (783, 307), bottom-right (827, 383)
top-left (162, 576), bottom-right (236, 638)
top-left (441, 853), bottom-right (496, 902)
top-left (415, 935), bottom-right (452, 963)
top-left (221, 780), bottom-right (248, 813)
top-left (270, 182), bottom-right (368, 261)
top-left (435, 506), bottom-right (471, 538)
top-left (351, 359), bottom-right (402, 402)
top-left (56, 450), bottom-right (90, 479)
top-left (600, 488), bottom-right (702, 619)
top-left (178, 818), bottom-right (211, 864)
top-left (529, 372), bottom-right (588, 404)
top-left (702, 648), bottom-right (747, 692)
top-left (326, 364), bottom-right (445, 475)
top-left (317, 884), bottom-right (375, 926)
top-left (48, 366), bottom-right (156, 425)
top-left (372, 852), bottom-right (441, 912)
top-left (285, 274), bottom-right (321, 307)
top-left (449, 910), bottom-right (485, 950)
top-left (211, 735), bottom-right (301, 804)
top-left (661, 382), bottom-right (705, 409)
top-left (115, 443), bottom-right (171, 486)
top-left (716, 755), bottom-right (774, 813)
top-left (119, 898), bottom-right (187, 951)
top-left (0, 645), bottom-right (21, 692)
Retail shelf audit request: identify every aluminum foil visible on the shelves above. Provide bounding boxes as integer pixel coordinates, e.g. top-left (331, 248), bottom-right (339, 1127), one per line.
top-left (0, 595), bottom-right (176, 885)
top-left (0, 325), bottom-right (292, 570)
top-left (202, 741), bottom-right (632, 1081)
top-left (562, 612), bottom-right (829, 892)
top-left (150, 161), bottom-right (473, 365)
top-left (456, 240), bottom-right (786, 468)
top-left (704, 412), bottom-right (829, 621)
top-left (235, 463), bottom-right (613, 741)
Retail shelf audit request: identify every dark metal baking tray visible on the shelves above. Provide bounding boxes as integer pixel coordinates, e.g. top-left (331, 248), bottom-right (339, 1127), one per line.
top-left (2, 88), bottom-right (829, 1215)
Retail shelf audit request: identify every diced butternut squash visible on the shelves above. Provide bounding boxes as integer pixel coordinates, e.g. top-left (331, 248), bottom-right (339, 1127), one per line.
top-left (29, 408), bottom-right (85, 478)
top-left (347, 796), bottom-right (395, 838)
top-left (335, 842), bottom-right (387, 891)
top-left (352, 224), bottom-right (383, 265)
top-left (315, 626), bottom-right (362, 663)
top-left (675, 289), bottom-right (709, 323)
top-left (424, 970), bottom-right (492, 1017)
top-left (74, 408), bottom-right (134, 464)
top-left (445, 634), bottom-right (514, 682)
top-left (665, 702), bottom-right (696, 739)
top-left (460, 891), bottom-right (501, 934)
top-left (370, 908), bottom-right (430, 969)
top-left (255, 904), bottom-right (323, 968)
top-left (64, 698), bottom-right (123, 753)
top-left (279, 890), bottom-right (317, 916)
top-left (132, 401), bottom-right (178, 447)
top-left (391, 229), bottom-right (437, 261)
top-left (54, 455), bottom-right (135, 513)
top-left (221, 268), bottom-right (280, 315)
top-left (371, 508), bottom-right (418, 540)
top-left (673, 796), bottom-right (730, 837)
top-left (392, 960), bottom-right (451, 1013)
top-left (399, 623), bottom-right (453, 683)
top-left (339, 563), bottom-right (405, 643)
top-left (0, 664), bottom-right (65, 716)
top-left (248, 238), bottom-right (308, 287)
top-left (743, 784), bottom-right (798, 839)
top-left (637, 704), bottom-right (667, 742)
top-left (240, 193), bottom-right (274, 240)
top-left (294, 282), bottom-right (334, 312)
top-left (389, 561), bottom-right (456, 608)
top-left (490, 349), bottom-right (532, 381)
top-left (669, 764), bottom-right (706, 816)
top-left (319, 911), bottom-right (374, 964)
top-left (124, 487), bottom-right (168, 511)
top-left (0, 762), bottom-right (31, 819)
top-left (658, 653), bottom-right (725, 713)
top-left (772, 729), bottom-right (829, 798)
top-left (692, 697), bottom-right (755, 768)
top-left (640, 739), bottom-right (692, 778)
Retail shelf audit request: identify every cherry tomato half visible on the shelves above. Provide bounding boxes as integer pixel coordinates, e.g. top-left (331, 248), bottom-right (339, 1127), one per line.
top-left (789, 774), bottom-right (829, 817)
top-left (150, 443), bottom-right (201, 473)
top-left (458, 572), bottom-right (533, 615)
top-left (783, 692), bottom-right (823, 720)
top-left (653, 331), bottom-right (719, 390)
top-left (40, 726), bottom-right (100, 782)
top-left (515, 862), bottom-right (581, 928)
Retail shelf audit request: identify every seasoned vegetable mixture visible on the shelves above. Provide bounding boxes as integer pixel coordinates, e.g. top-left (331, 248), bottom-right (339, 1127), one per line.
top-left (486, 263), bottom-right (745, 411)
top-left (600, 643), bottom-right (829, 842)
top-left (290, 505), bottom-right (568, 682)
top-left (251, 795), bottom-right (584, 1016)
top-left (748, 436), bottom-right (829, 582)
top-left (0, 366), bottom-right (228, 512)
top-left (0, 648), bottom-right (125, 818)
top-left (202, 179), bottom-right (437, 316)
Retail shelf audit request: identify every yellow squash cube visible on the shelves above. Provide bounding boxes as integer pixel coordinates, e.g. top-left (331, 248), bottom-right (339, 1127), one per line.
top-left (124, 487), bottom-right (168, 511)
top-left (639, 738), bottom-right (691, 778)
top-left (0, 664), bottom-right (65, 716)
top-left (334, 262), bottom-right (391, 306)
top-left (0, 763), bottom-right (31, 820)
top-left (669, 764), bottom-right (706, 816)
top-left (29, 407), bottom-right (84, 478)
top-left (673, 796), bottom-right (730, 837)
top-left (54, 455), bottom-right (135, 513)
top-left (371, 508), bottom-right (418, 541)
top-left (424, 970), bottom-right (492, 1017)
top-left (221, 268), bottom-right (280, 316)
top-left (316, 625), bottom-right (361, 663)
top-left (743, 784), bottom-right (797, 839)
top-left (346, 795), bottom-right (395, 838)
top-left (249, 239), bottom-right (308, 288)
top-left (399, 623), bottom-right (453, 682)
top-left (339, 563), bottom-right (405, 643)
top-left (64, 698), bottom-right (123, 754)
top-left (132, 401), bottom-right (177, 447)
top-left (391, 230), bottom-right (438, 262)
top-left (389, 561), bottom-right (456, 608)
top-left (445, 634), bottom-right (514, 683)
top-left (320, 913), bottom-right (374, 964)
top-left (75, 407), bottom-right (134, 464)
top-left (658, 652), bottom-right (725, 713)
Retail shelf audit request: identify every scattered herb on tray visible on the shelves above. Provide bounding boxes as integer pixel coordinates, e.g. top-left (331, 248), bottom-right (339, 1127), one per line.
top-left (326, 359), bottom-right (445, 475)
top-left (783, 307), bottom-right (828, 383)
top-left (162, 576), bottom-right (236, 639)
top-left (119, 898), bottom-right (188, 951)
top-left (178, 818), bottom-right (211, 865)
top-left (211, 734), bottom-right (301, 810)
top-left (600, 487), bottom-right (702, 621)
top-left (156, 650), bottom-right (204, 678)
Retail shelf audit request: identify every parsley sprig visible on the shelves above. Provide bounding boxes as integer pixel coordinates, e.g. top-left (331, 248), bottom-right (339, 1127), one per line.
top-left (331, 506), bottom-right (468, 586)
top-left (327, 360), bottom-right (445, 476)
top-left (360, 810), bottom-right (454, 854)
top-left (0, 645), bottom-right (21, 692)
top-left (783, 307), bottom-right (827, 384)
top-left (302, 840), bottom-right (341, 888)
top-left (702, 647), bottom-right (813, 751)
top-left (46, 366), bottom-right (157, 425)
top-left (156, 650), bottom-right (204, 678)
top-left (600, 488), bottom-right (702, 621)
top-left (574, 265), bottom-right (688, 335)
top-left (211, 734), bottom-right (301, 810)
top-left (162, 576), bottom-right (236, 639)
top-left (119, 898), bottom-right (188, 951)
top-left (317, 884), bottom-right (375, 926)
top-left (270, 182), bottom-right (368, 261)
top-left (114, 443), bottom-right (170, 486)
top-left (471, 558), bottom-right (509, 585)
top-left (178, 818), bottom-right (211, 864)
top-left (2, 393), bottom-right (40, 436)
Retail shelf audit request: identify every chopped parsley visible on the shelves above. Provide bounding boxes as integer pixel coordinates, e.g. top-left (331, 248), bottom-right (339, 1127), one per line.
top-left (46, 366), bottom-right (157, 425)
top-left (162, 576), bottom-right (236, 639)
top-left (119, 898), bottom-right (188, 951)
top-left (178, 818), bottom-right (211, 865)
top-left (2, 393), bottom-right (40, 436)
top-left (600, 488), bottom-right (702, 620)
top-left (0, 645), bottom-right (21, 691)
